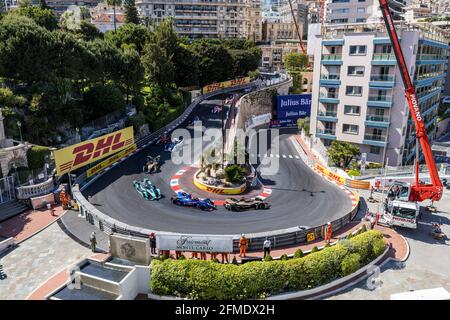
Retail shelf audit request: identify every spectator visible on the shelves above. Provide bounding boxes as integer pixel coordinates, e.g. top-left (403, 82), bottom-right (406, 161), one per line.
top-left (89, 232), bottom-right (97, 252)
top-left (370, 214), bottom-right (376, 230)
top-left (220, 252), bottom-right (229, 264)
top-left (210, 252), bottom-right (217, 260)
top-left (175, 251), bottom-right (182, 259)
top-left (263, 237), bottom-right (271, 258)
top-left (200, 252), bottom-right (207, 260)
top-left (325, 222), bottom-right (332, 244)
top-left (191, 252), bottom-right (199, 259)
top-left (149, 233), bottom-right (156, 255)
top-left (239, 234), bottom-right (248, 258)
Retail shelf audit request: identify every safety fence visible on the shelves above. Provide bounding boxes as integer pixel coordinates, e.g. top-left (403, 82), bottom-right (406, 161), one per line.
top-left (71, 75), bottom-right (362, 253)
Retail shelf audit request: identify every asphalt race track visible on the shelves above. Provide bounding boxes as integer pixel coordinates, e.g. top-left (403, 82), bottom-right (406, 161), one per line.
top-left (83, 94), bottom-right (351, 235)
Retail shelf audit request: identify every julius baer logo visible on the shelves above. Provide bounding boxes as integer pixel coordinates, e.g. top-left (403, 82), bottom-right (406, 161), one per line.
top-left (176, 236), bottom-right (213, 251)
top-left (280, 96), bottom-right (311, 117)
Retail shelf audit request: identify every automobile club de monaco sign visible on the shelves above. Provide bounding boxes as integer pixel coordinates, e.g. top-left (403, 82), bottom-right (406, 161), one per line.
top-left (156, 234), bottom-right (234, 253)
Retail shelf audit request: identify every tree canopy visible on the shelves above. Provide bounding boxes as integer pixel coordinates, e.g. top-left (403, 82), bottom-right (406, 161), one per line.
top-left (327, 141), bottom-right (361, 170)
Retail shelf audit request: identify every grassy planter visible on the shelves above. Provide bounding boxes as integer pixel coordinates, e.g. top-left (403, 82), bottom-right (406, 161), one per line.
top-left (150, 230), bottom-right (386, 299)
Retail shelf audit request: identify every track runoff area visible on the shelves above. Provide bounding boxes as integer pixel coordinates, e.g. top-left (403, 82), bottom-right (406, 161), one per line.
top-left (83, 94), bottom-right (352, 236)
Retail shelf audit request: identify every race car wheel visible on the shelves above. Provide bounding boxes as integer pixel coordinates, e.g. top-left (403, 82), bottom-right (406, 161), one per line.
top-left (172, 198), bottom-right (179, 205)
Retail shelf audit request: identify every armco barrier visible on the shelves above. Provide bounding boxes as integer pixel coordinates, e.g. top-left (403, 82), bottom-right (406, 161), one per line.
top-left (70, 75), bottom-right (361, 253)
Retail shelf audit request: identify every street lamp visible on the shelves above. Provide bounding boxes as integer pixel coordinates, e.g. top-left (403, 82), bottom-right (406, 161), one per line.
top-left (17, 120), bottom-right (22, 143)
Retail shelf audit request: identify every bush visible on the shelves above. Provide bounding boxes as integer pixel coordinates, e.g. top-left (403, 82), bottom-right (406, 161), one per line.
top-left (150, 231), bottom-right (386, 299)
top-left (280, 254), bottom-right (289, 261)
top-left (177, 255), bottom-right (186, 260)
top-left (347, 169), bottom-right (361, 177)
top-left (26, 146), bottom-right (50, 170)
top-left (310, 246), bottom-right (319, 253)
top-left (347, 232), bottom-right (353, 240)
top-left (224, 164), bottom-right (247, 184)
top-left (341, 253), bottom-right (361, 276)
top-left (263, 255), bottom-right (273, 262)
top-left (324, 242), bottom-right (331, 248)
top-left (293, 249), bottom-right (303, 258)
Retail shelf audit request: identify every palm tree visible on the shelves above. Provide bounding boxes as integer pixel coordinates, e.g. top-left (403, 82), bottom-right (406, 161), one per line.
top-left (107, 0), bottom-right (122, 31)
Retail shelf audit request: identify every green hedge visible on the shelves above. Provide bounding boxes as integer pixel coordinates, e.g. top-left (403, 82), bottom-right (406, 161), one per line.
top-left (26, 146), bottom-right (50, 170)
top-left (150, 230), bottom-right (386, 299)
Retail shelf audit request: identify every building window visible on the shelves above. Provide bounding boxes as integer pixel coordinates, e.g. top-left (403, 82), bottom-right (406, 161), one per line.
top-left (349, 45), bottom-right (366, 55)
top-left (332, 8), bottom-right (349, 13)
top-left (331, 18), bottom-right (348, 24)
top-left (356, 18), bottom-right (366, 23)
top-left (344, 105), bottom-right (360, 115)
top-left (343, 124), bottom-right (359, 134)
top-left (347, 66), bottom-right (365, 76)
top-left (370, 146), bottom-right (381, 154)
top-left (357, 7), bottom-right (366, 13)
top-left (345, 86), bottom-right (363, 96)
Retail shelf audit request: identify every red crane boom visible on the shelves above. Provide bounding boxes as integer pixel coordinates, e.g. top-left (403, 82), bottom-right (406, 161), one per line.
top-left (378, 0), bottom-right (443, 202)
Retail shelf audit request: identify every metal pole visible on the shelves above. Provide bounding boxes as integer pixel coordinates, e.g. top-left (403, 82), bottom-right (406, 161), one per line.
top-left (222, 92), bottom-right (225, 168)
top-left (379, 157), bottom-right (389, 215)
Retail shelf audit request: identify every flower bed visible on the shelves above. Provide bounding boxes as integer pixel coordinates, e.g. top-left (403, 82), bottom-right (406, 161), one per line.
top-left (150, 230), bottom-right (386, 299)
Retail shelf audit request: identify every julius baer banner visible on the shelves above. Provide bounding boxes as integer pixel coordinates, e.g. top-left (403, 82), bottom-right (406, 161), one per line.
top-left (156, 234), bottom-right (234, 253)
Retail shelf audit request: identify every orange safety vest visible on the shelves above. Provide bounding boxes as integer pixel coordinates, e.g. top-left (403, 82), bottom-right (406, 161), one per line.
top-left (239, 237), bottom-right (248, 247)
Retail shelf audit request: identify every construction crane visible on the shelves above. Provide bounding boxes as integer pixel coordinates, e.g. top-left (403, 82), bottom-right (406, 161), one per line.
top-left (378, 0), bottom-right (443, 203)
top-left (287, 0), bottom-right (307, 55)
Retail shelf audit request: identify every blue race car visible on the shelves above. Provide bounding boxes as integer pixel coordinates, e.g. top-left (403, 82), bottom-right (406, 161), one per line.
top-left (170, 192), bottom-right (216, 211)
top-left (164, 137), bottom-right (183, 152)
top-left (133, 179), bottom-right (162, 200)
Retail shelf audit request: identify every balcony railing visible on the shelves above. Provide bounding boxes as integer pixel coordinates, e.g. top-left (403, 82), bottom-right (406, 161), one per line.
top-left (417, 54), bottom-right (448, 60)
top-left (370, 75), bottom-right (395, 81)
top-left (364, 134), bottom-right (386, 141)
top-left (319, 92), bottom-right (339, 99)
top-left (321, 54), bottom-right (342, 61)
top-left (416, 71), bottom-right (444, 80)
top-left (372, 53), bottom-right (396, 60)
top-left (318, 111), bottom-right (337, 117)
top-left (368, 95), bottom-right (392, 102)
top-left (417, 88), bottom-right (440, 99)
top-left (320, 73), bottom-right (340, 80)
top-left (317, 129), bottom-right (336, 135)
top-left (366, 115), bottom-right (390, 122)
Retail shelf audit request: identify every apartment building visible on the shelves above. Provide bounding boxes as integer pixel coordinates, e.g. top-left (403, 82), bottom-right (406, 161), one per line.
top-left (324, 0), bottom-right (407, 24)
top-left (135, 0), bottom-right (262, 39)
top-left (90, 2), bottom-right (125, 32)
top-left (310, 22), bottom-right (449, 166)
top-left (45, 0), bottom-right (100, 16)
top-left (1, 0), bottom-right (19, 11)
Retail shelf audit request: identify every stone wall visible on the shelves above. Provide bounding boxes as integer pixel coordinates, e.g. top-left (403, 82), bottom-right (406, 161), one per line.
top-left (237, 79), bottom-right (292, 130)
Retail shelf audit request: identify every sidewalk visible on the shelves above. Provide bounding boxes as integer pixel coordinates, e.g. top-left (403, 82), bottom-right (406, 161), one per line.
top-left (0, 205), bottom-right (65, 243)
top-left (294, 135), bottom-right (325, 166)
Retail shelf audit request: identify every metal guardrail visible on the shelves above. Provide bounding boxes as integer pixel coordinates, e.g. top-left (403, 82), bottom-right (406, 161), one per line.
top-left (72, 75), bottom-right (360, 253)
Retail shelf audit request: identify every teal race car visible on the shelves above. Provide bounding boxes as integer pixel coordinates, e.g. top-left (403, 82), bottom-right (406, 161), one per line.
top-left (133, 178), bottom-right (162, 200)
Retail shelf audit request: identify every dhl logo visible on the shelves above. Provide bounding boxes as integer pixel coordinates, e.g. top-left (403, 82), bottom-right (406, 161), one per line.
top-left (203, 77), bottom-right (250, 93)
top-left (54, 127), bottom-right (134, 176)
top-left (206, 187), bottom-right (225, 194)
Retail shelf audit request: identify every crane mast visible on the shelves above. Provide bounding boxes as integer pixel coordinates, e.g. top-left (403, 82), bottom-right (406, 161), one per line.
top-left (378, 0), bottom-right (443, 202)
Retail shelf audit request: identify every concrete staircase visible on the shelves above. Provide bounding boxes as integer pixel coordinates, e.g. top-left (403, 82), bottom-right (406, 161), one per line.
top-left (0, 201), bottom-right (29, 223)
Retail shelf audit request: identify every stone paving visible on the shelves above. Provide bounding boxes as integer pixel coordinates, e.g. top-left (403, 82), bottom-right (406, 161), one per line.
top-left (0, 222), bottom-right (91, 300)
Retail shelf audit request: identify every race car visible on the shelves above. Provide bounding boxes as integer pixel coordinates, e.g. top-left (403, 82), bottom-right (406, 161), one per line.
top-left (155, 132), bottom-right (171, 145)
top-left (133, 179), bottom-right (162, 200)
top-left (171, 191), bottom-right (216, 211)
top-left (143, 155), bottom-right (161, 174)
top-left (164, 137), bottom-right (183, 152)
top-left (224, 197), bottom-right (270, 211)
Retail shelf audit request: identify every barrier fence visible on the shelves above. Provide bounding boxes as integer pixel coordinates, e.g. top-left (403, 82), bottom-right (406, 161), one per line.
top-left (72, 75), bottom-right (361, 253)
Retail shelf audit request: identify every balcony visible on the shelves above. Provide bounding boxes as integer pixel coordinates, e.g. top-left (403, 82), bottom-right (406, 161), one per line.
top-left (319, 74), bottom-right (341, 87)
top-left (369, 75), bottom-right (395, 88)
top-left (365, 115), bottom-right (390, 128)
top-left (316, 129), bottom-right (336, 140)
top-left (363, 134), bottom-right (388, 147)
top-left (416, 54), bottom-right (448, 65)
top-left (418, 88), bottom-right (440, 103)
top-left (372, 53), bottom-right (397, 65)
top-left (414, 72), bottom-right (445, 88)
top-left (317, 111), bottom-right (338, 123)
top-left (319, 92), bottom-right (339, 104)
top-left (323, 39), bottom-right (344, 46)
top-left (367, 95), bottom-right (393, 108)
top-left (321, 54), bottom-right (343, 65)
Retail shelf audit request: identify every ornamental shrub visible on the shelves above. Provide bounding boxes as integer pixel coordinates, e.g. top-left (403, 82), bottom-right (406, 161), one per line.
top-left (310, 246), bottom-right (319, 253)
top-left (150, 231), bottom-right (386, 299)
top-left (26, 145), bottom-right (50, 170)
top-left (280, 254), bottom-right (289, 261)
top-left (263, 255), bottom-right (273, 262)
top-left (293, 249), bottom-right (303, 258)
top-left (341, 253), bottom-right (361, 276)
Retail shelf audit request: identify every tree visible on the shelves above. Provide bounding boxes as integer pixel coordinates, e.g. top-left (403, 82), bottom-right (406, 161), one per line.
top-left (173, 44), bottom-right (198, 88)
top-left (106, 0), bottom-right (122, 31)
top-left (189, 40), bottom-right (233, 86)
top-left (13, 4), bottom-right (58, 30)
top-left (297, 117), bottom-right (310, 137)
top-left (284, 52), bottom-right (308, 93)
top-left (82, 84), bottom-right (126, 120)
top-left (105, 23), bottom-right (151, 54)
top-left (124, 0), bottom-right (139, 24)
top-left (39, 0), bottom-right (50, 10)
top-left (327, 141), bottom-right (361, 170)
top-left (118, 47), bottom-right (144, 103)
top-left (229, 47), bottom-right (261, 78)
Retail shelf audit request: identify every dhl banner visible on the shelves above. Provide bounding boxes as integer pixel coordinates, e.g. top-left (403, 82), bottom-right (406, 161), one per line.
top-left (54, 127), bottom-right (134, 176)
top-left (86, 144), bottom-right (137, 178)
top-left (202, 77), bottom-right (251, 94)
top-left (314, 163), bottom-right (346, 185)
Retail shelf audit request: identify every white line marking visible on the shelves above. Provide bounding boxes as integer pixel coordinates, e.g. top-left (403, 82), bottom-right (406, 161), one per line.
top-left (288, 155), bottom-right (293, 159)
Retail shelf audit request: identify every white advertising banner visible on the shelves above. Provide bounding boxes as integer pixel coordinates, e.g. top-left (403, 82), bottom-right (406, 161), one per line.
top-left (156, 234), bottom-right (234, 253)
